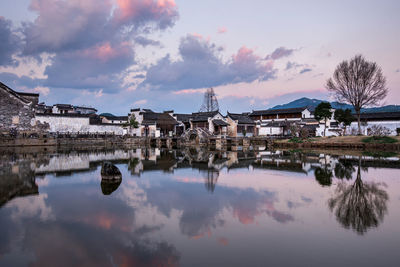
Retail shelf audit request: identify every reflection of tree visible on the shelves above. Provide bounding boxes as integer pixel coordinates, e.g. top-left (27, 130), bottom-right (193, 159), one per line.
top-left (314, 167), bottom-right (333, 186)
top-left (328, 158), bottom-right (388, 235)
top-left (204, 169), bottom-right (219, 193)
top-left (128, 157), bottom-right (140, 175)
top-left (334, 160), bottom-right (355, 180)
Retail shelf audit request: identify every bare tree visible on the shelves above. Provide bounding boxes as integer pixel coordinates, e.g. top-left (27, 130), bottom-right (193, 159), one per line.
top-left (326, 55), bottom-right (388, 135)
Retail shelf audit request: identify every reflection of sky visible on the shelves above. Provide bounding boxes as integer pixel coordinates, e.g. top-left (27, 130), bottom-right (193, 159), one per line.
top-left (0, 160), bottom-right (400, 266)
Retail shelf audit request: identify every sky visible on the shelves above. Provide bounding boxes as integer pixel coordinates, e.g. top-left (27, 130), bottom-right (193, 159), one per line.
top-left (0, 0), bottom-right (399, 115)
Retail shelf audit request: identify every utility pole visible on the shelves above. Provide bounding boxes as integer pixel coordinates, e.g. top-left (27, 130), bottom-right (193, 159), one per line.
top-left (199, 88), bottom-right (219, 112)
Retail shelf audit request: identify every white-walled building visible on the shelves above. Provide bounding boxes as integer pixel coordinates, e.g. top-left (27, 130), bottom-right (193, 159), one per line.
top-left (190, 111), bottom-right (229, 136)
top-left (348, 112), bottom-right (400, 136)
top-left (249, 107), bottom-right (314, 136)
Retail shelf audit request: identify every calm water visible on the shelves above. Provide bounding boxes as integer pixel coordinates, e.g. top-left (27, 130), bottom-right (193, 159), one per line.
top-left (1, 148), bottom-right (400, 267)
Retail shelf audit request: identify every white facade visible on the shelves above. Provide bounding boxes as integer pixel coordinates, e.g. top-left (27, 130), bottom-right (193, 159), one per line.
top-left (348, 121), bottom-right (400, 136)
top-left (35, 115), bottom-right (126, 135)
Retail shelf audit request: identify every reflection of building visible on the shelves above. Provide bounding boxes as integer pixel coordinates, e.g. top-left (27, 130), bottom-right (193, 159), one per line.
top-left (0, 160), bottom-right (38, 207)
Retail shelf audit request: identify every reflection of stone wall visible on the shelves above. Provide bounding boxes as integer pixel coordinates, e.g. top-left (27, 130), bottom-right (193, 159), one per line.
top-left (0, 88), bottom-right (35, 132)
top-left (0, 160), bottom-right (38, 207)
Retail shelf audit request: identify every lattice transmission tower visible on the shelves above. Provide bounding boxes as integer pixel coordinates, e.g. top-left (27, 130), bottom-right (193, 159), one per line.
top-left (199, 88), bottom-right (219, 112)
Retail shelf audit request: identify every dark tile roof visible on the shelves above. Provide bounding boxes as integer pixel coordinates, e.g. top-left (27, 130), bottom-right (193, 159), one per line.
top-left (0, 82), bottom-right (31, 104)
top-left (16, 92), bottom-right (39, 97)
top-left (102, 115), bottom-right (128, 121)
top-left (359, 112), bottom-right (400, 121)
top-left (54, 104), bottom-right (74, 109)
top-left (191, 111), bottom-right (219, 122)
top-left (174, 113), bottom-right (192, 123)
top-left (250, 107), bottom-right (308, 116)
top-left (227, 112), bottom-right (255, 125)
top-left (264, 121), bottom-right (290, 127)
top-left (74, 106), bottom-right (97, 111)
top-left (142, 112), bottom-right (178, 126)
top-left (213, 119), bottom-right (229, 126)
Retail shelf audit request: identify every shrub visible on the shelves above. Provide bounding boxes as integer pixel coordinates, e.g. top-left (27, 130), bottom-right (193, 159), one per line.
top-left (362, 136), bottom-right (398, 144)
top-left (289, 137), bottom-right (303, 143)
top-left (367, 125), bottom-right (392, 136)
top-left (299, 128), bottom-right (309, 139)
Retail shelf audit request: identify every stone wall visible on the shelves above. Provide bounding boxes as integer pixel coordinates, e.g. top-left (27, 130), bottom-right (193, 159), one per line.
top-left (0, 88), bottom-right (35, 132)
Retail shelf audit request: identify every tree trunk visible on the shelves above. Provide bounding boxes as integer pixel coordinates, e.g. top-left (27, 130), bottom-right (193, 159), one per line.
top-left (356, 109), bottom-right (362, 135)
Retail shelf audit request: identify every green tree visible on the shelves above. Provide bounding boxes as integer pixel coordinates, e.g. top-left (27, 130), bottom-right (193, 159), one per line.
top-left (326, 55), bottom-right (388, 135)
top-left (334, 109), bottom-right (355, 135)
top-left (125, 115), bottom-right (139, 129)
top-left (314, 102), bottom-right (332, 137)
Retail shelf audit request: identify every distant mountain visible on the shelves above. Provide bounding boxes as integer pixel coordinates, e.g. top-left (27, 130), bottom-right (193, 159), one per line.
top-left (99, 113), bottom-right (115, 117)
top-left (270, 97), bottom-right (400, 113)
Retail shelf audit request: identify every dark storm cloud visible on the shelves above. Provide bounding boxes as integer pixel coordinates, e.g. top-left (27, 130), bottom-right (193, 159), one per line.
top-left (0, 17), bottom-right (21, 67)
top-left (139, 34), bottom-right (277, 91)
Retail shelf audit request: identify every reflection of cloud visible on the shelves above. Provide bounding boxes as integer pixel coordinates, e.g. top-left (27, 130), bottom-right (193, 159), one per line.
top-left (22, 222), bottom-right (180, 267)
top-left (9, 194), bottom-right (54, 221)
top-left (217, 237), bottom-right (229, 246)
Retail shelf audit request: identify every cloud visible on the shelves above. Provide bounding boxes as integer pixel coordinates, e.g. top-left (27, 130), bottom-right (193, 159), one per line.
top-left (285, 61), bottom-right (304, 70)
top-left (112, 0), bottom-right (179, 29)
top-left (217, 27), bottom-right (227, 34)
top-left (12, 0), bottom-right (179, 94)
top-left (133, 99), bottom-right (147, 105)
top-left (0, 17), bottom-right (21, 66)
top-left (266, 47), bottom-right (294, 60)
top-left (33, 86), bottom-right (50, 96)
top-left (22, 0), bottom-right (113, 55)
top-left (138, 34), bottom-right (276, 91)
top-left (42, 41), bottom-right (134, 92)
top-left (299, 68), bottom-right (312, 74)
top-left (396, 69), bottom-right (400, 73)
top-left (134, 36), bottom-right (162, 47)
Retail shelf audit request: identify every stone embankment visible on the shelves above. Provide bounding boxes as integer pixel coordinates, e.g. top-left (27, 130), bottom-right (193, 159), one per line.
top-left (2, 134), bottom-right (399, 151)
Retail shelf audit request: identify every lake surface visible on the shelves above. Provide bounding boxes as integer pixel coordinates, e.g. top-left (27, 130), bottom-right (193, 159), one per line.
top-left (1, 148), bottom-right (400, 267)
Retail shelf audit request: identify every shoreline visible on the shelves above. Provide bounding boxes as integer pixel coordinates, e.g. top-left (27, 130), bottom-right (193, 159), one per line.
top-left (1, 135), bottom-right (400, 152)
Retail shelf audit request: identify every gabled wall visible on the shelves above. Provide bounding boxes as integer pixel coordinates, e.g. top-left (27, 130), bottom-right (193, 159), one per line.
top-left (0, 88), bottom-right (35, 131)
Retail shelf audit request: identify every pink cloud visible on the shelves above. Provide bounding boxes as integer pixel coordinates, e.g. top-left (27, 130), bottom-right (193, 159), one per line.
top-left (113, 0), bottom-right (178, 28)
top-left (173, 88), bottom-right (205, 95)
top-left (217, 27), bottom-right (227, 34)
top-left (233, 46), bottom-right (260, 63)
top-left (74, 42), bottom-right (132, 63)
